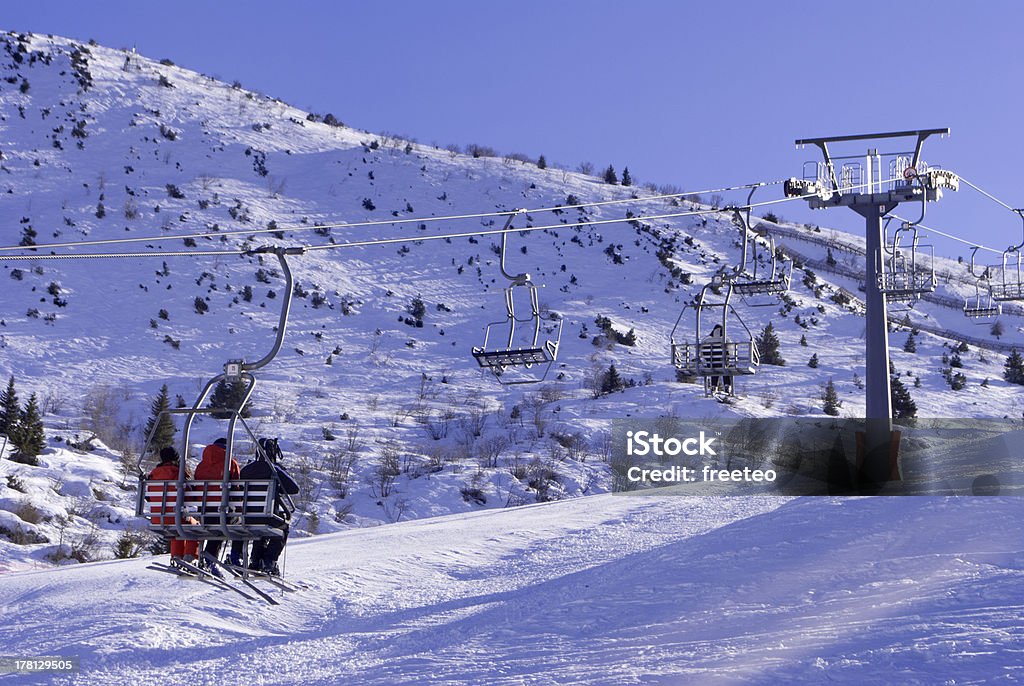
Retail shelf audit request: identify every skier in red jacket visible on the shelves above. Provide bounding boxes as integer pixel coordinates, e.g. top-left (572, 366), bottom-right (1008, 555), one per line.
top-left (195, 437), bottom-right (240, 576)
top-left (147, 446), bottom-right (198, 563)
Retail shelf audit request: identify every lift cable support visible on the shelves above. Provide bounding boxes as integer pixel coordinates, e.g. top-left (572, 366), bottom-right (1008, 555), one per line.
top-left (726, 185), bottom-right (792, 299)
top-left (785, 128), bottom-right (958, 487)
top-left (963, 247), bottom-right (1001, 319)
top-left (135, 246), bottom-right (304, 562)
top-left (671, 278), bottom-right (760, 398)
top-left (470, 211), bottom-right (563, 385)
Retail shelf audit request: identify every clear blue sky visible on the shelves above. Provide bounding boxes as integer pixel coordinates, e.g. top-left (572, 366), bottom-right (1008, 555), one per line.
top-left (6, 1), bottom-right (1024, 260)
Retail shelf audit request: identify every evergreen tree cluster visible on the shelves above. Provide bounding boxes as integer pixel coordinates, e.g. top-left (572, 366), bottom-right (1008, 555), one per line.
top-left (822, 378), bottom-right (841, 416)
top-left (756, 322), bottom-right (785, 366)
top-left (1004, 349), bottom-right (1024, 385)
top-left (208, 380), bottom-right (252, 420)
top-left (599, 363), bottom-right (637, 396)
top-left (890, 374), bottom-right (917, 419)
top-left (0, 376), bottom-right (46, 464)
top-left (143, 384), bottom-right (176, 454)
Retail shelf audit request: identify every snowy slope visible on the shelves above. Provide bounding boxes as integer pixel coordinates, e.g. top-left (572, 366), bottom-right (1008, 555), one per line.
top-left (1, 495), bottom-right (1022, 685)
top-left (1, 30), bottom-right (1024, 573)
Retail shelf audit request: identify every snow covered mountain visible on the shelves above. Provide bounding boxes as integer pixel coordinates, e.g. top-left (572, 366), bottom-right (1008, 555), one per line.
top-left (0, 31), bottom-right (1022, 574)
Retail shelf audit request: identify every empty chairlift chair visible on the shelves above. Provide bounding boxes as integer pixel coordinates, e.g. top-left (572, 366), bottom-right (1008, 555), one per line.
top-left (989, 209), bottom-right (1024, 302)
top-left (880, 222), bottom-right (936, 302)
top-left (671, 280), bottom-right (760, 397)
top-left (963, 247), bottom-right (1001, 319)
top-left (727, 195), bottom-right (791, 298)
top-left (471, 211), bottom-right (563, 385)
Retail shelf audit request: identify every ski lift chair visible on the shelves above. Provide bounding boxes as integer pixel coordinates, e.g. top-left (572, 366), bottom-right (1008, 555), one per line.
top-left (136, 247), bottom-right (301, 547)
top-left (990, 250), bottom-right (1024, 302)
top-left (671, 280), bottom-right (760, 397)
top-left (472, 211), bottom-right (563, 385)
top-left (728, 206), bottom-right (792, 298)
top-left (726, 187), bottom-right (792, 299)
top-left (963, 247), bottom-right (1001, 319)
top-left (881, 223), bottom-right (935, 302)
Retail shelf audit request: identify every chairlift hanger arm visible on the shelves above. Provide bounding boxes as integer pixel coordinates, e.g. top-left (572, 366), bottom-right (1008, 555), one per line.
top-left (499, 209), bottom-right (530, 284)
top-left (1009, 209), bottom-right (1024, 253)
top-left (243, 246), bottom-right (306, 371)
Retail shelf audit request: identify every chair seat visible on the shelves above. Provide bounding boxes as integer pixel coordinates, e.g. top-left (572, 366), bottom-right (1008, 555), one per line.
top-left (472, 346), bottom-right (552, 368)
top-left (963, 306), bottom-right (1000, 318)
top-left (990, 283), bottom-right (1024, 301)
top-left (731, 280), bottom-right (788, 296)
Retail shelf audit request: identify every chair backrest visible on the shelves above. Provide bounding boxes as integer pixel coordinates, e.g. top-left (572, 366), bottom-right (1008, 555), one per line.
top-left (140, 479), bottom-right (282, 539)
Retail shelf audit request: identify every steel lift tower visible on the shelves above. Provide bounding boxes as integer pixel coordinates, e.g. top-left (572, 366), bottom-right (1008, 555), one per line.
top-left (785, 129), bottom-right (959, 489)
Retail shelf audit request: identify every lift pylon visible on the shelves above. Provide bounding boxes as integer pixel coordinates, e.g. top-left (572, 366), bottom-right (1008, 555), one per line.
top-left (787, 129), bottom-right (957, 489)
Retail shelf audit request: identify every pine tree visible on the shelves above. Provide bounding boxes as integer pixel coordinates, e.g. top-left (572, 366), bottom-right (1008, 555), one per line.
top-left (621, 167), bottom-right (632, 186)
top-left (890, 375), bottom-right (917, 419)
top-left (756, 322), bottom-right (784, 365)
top-left (12, 393), bottom-right (45, 462)
top-left (808, 353), bottom-right (819, 368)
top-left (1004, 349), bottom-right (1024, 385)
top-left (991, 320), bottom-right (1005, 339)
top-left (537, 155), bottom-right (547, 170)
top-left (143, 384), bottom-right (176, 454)
top-left (800, 334), bottom-right (808, 346)
top-left (903, 333), bottom-right (916, 353)
top-left (603, 165), bottom-right (618, 185)
top-left (823, 379), bottom-right (841, 416)
top-left (208, 380), bottom-right (251, 419)
top-left (0, 376), bottom-right (18, 438)
top-left (601, 364), bottom-right (625, 395)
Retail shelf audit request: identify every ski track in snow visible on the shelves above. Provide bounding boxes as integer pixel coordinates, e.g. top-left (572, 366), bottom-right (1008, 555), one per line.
top-left (1, 496), bottom-right (1023, 685)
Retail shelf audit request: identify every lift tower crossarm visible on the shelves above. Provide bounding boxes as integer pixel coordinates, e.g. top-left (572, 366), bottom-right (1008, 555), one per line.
top-left (795, 129), bottom-right (950, 193)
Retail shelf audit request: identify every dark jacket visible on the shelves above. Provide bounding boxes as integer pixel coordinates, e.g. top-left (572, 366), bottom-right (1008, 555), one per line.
top-left (240, 458), bottom-right (298, 522)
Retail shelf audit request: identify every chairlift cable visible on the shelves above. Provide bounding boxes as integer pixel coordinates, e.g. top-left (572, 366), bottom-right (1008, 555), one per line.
top-left (0, 178), bottom-right (902, 261)
top-left (0, 181), bottom-right (786, 254)
top-left (0, 181), bottom-right (886, 261)
top-left (956, 175), bottom-right (1017, 213)
top-left (888, 215), bottom-right (1002, 255)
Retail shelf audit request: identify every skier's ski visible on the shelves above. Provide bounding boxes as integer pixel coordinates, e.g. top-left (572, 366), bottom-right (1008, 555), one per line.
top-left (147, 562), bottom-right (241, 594)
top-left (220, 561), bottom-right (306, 591)
top-left (203, 553), bottom-right (280, 605)
top-left (147, 563), bottom-right (190, 577)
top-left (166, 558), bottom-right (261, 602)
